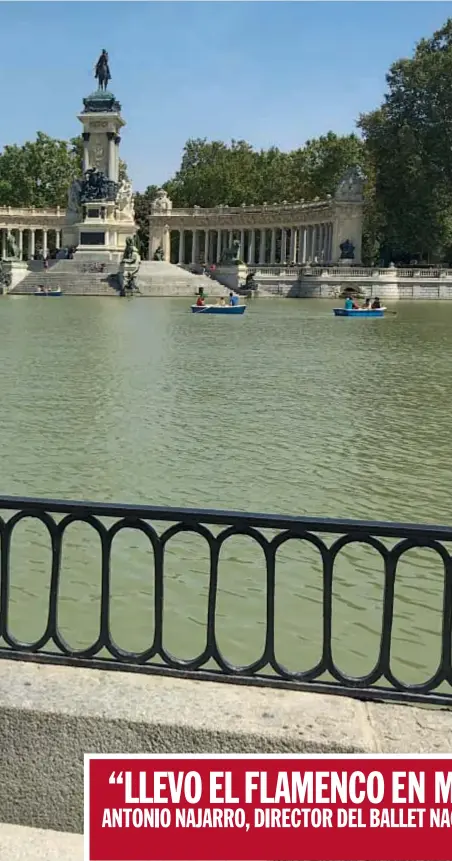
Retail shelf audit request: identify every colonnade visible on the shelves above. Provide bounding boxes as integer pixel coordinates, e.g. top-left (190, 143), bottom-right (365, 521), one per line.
top-left (0, 227), bottom-right (62, 260)
top-left (169, 223), bottom-right (334, 266)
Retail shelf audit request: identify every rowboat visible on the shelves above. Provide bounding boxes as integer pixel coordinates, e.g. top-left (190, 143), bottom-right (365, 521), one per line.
top-left (34, 288), bottom-right (62, 297)
top-left (333, 307), bottom-right (385, 318)
top-left (191, 304), bottom-right (246, 315)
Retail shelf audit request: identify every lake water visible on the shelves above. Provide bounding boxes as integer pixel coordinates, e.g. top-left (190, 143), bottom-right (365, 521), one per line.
top-left (1, 296), bottom-right (451, 686)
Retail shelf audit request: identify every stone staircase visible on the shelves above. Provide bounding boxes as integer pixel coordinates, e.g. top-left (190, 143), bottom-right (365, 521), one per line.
top-left (9, 260), bottom-right (227, 298)
top-left (136, 261), bottom-right (225, 297)
top-left (9, 260), bottom-right (119, 296)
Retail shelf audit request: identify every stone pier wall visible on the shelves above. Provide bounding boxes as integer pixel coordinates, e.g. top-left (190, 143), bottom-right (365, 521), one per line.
top-left (0, 661), bottom-right (451, 836)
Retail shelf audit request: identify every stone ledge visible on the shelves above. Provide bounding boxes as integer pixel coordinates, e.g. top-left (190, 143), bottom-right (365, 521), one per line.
top-left (0, 661), bottom-right (451, 836)
top-left (0, 824), bottom-right (83, 860)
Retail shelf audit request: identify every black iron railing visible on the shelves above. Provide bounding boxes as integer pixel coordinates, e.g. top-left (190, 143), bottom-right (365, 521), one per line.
top-left (0, 496), bottom-right (451, 707)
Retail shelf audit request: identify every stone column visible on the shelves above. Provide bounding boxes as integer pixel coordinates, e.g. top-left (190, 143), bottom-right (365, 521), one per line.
top-left (240, 229), bottom-right (245, 260)
top-left (248, 229), bottom-right (256, 265)
top-left (42, 229), bottom-right (48, 259)
top-left (55, 229), bottom-right (60, 250)
top-left (82, 133), bottom-right (90, 173)
top-left (281, 228), bottom-right (287, 264)
top-left (107, 133), bottom-right (116, 181)
top-left (114, 135), bottom-right (121, 183)
top-left (311, 225), bottom-right (318, 262)
top-left (270, 229), bottom-right (277, 265)
top-left (216, 230), bottom-right (222, 263)
top-left (289, 229), bottom-right (295, 264)
top-left (192, 230), bottom-right (199, 265)
top-left (259, 229), bottom-right (266, 265)
top-left (228, 230), bottom-right (233, 247)
top-left (324, 223), bottom-right (330, 263)
top-left (178, 230), bottom-right (185, 264)
top-left (291, 229), bottom-right (298, 264)
top-left (319, 224), bottom-right (326, 263)
top-left (301, 227), bottom-right (307, 263)
top-left (163, 226), bottom-right (171, 262)
top-left (204, 230), bottom-right (209, 264)
top-left (18, 230), bottom-right (23, 260)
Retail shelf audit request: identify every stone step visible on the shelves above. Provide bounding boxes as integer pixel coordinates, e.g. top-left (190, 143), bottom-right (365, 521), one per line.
top-left (0, 823), bottom-right (83, 860)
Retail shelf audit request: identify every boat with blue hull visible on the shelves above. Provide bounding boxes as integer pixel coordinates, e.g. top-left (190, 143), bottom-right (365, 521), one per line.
top-left (34, 288), bottom-right (62, 297)
top-left (191, 304), bottom-right (246, 315)
top-left (334, 307), bottom-right (385, 318)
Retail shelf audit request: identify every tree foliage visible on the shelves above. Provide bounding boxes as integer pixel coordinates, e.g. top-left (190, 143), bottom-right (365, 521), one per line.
top-left (0, 132), bottom-right (81, 208)
top-left (0, 132), bottom-right (129, 210)
top-left (163, 133), bottom-right (364, 209)
top-left (359, 18), bottom-right (452, 262)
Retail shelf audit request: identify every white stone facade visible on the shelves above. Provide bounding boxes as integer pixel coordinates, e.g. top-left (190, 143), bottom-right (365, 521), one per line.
top-left (0, 209), bottom-right (63, 259)
top-left (148, 168), bottom-right (365, 265)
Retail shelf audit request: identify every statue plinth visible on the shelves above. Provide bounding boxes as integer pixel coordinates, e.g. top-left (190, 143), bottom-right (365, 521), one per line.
top-left (63, 82), bottom-right (136, 262)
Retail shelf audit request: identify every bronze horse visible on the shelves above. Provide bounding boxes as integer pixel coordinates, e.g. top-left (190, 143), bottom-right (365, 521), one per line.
top-left (95, 49), bottom-right (111, 91)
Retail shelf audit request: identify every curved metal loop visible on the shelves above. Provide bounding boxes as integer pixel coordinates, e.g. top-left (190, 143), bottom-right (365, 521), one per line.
top-left (0, 500), bottom-right (449, 706)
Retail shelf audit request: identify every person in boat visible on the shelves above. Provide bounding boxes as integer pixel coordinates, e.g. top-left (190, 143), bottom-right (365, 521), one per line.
top-left (362, 298), bottom-right (371, 310)
top-left (344, 296), bottom-right (353, 310)
top-left (196, 295), bottom-right (205, 307)
top-left (229, 291), bottom-right (239, 307)
top-left (216, 296), bottom-right (226, 306)
top-left (371, 297), bottom-right (381, 309)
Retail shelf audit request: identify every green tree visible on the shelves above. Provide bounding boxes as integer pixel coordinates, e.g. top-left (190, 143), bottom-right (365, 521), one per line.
top-left (0, 132), bottom-right (130, 211)
top-left (289, 132), bottom-right (365, 201)
top-left (0, 132), bottom-right (81, 208)
top-left (134, 184), bottom-right (159, 259)
top-left (359, 18), bottom-right (452, 262)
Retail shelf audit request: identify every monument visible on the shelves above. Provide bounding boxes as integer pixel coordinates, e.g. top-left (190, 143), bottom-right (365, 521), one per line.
top-left (63, 50), bottom-right (137, 261)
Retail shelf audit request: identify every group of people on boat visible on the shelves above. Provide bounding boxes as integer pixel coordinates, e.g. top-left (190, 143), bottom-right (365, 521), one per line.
top-left (195, 289), bottom-right (239, 308)
top-left (344, 295), bottom-right (381, 311)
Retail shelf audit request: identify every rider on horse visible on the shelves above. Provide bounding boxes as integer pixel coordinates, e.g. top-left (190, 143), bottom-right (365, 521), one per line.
top-left (95, 49), bottom-right (111, 91)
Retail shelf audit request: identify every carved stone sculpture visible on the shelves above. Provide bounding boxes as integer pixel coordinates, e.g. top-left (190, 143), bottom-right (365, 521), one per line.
top-left (335, 166), bottom-right (365, 201)
top-left (119, 236), bottom-right (141, 292)
top-left (151, 188), bottom-right (172, 214)
top-left (5, 230), bottom-right (19, 260)
top-left (116, 179), bottom-right (135, 222)
top-left (153, 246), bottom-right (164, 261)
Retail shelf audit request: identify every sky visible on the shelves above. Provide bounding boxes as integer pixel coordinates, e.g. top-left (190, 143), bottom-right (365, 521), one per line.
top-left (0, 1), bottom-right (450, 191)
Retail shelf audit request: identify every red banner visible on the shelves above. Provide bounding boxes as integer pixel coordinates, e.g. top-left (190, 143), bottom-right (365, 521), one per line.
top-left (85, 754), bottom-right (452, 861)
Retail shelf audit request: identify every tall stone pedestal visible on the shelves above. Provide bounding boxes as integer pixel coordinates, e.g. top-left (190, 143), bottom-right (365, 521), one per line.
top-left (63, 88), bottom-right (136, 261)
top-left (2, 261), bottom-right (28, 293)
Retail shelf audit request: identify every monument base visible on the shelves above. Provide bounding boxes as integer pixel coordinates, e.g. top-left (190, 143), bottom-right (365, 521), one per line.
top-left (2, 261), bottom-right (28, 293)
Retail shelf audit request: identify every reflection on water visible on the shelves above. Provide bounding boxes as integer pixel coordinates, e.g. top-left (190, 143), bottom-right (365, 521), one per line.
top-left (1, 297), bottom-right (452, 683)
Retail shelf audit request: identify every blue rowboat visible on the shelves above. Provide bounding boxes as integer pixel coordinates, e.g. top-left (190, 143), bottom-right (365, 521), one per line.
top-left (191, 304), bottom-right (246, 315)
top-left (34, 288), bottom-right (62, 297)
top-left (334, 307), bottom-right (385, 318)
